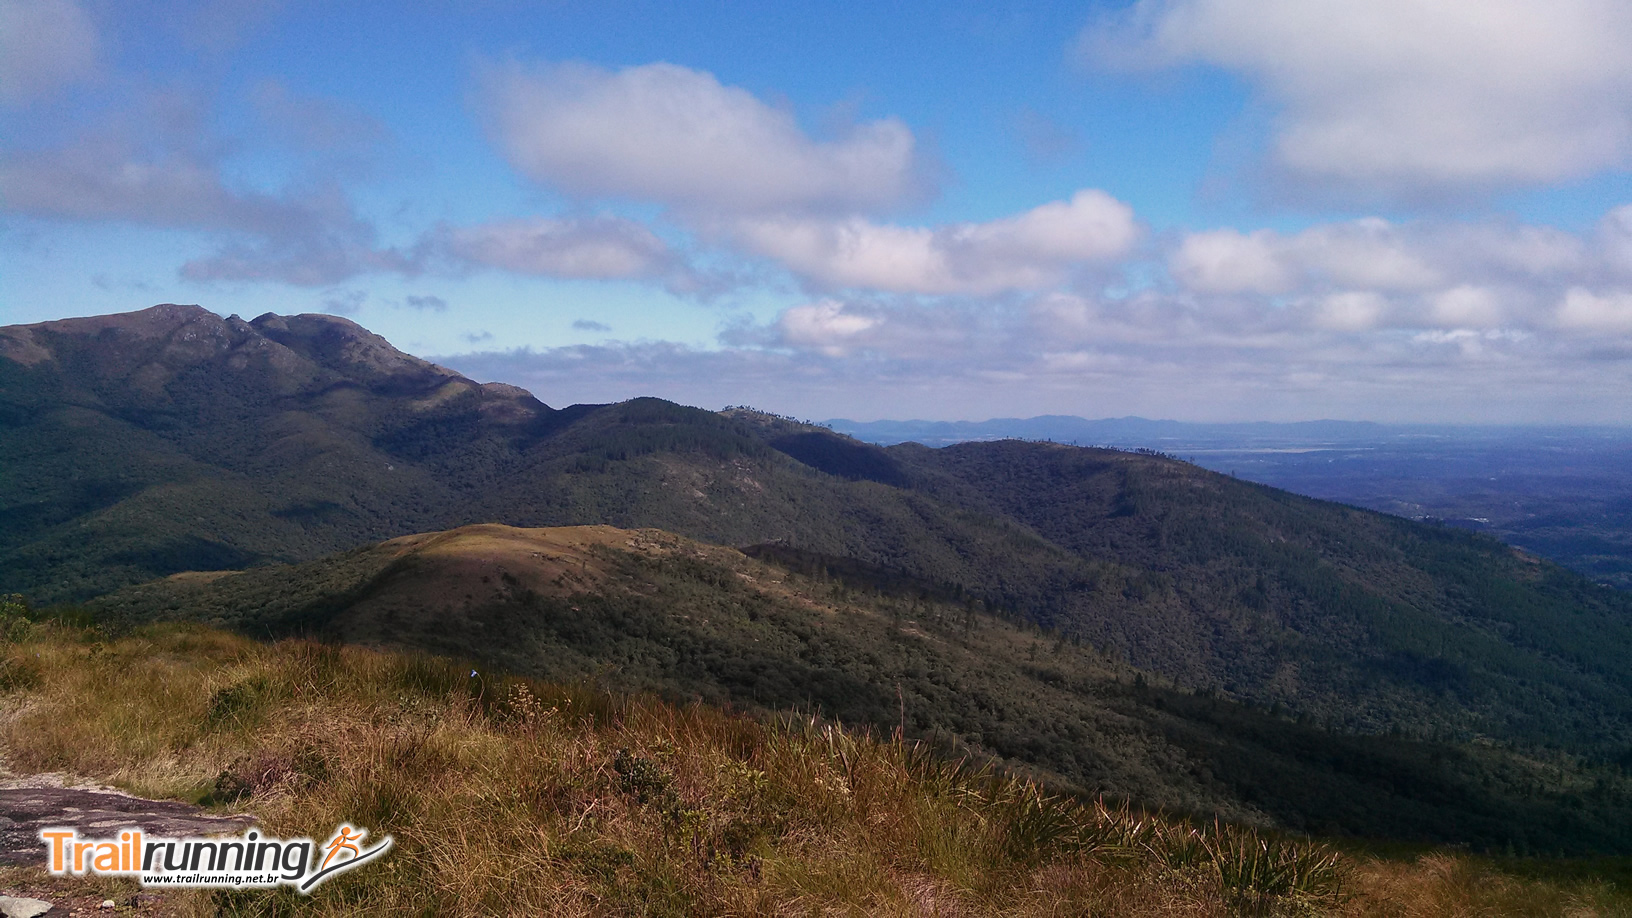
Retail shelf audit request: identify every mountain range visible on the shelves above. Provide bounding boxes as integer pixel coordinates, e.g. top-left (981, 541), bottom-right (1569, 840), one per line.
top-left (7, 304), bottom-right (1632, 852)
top-left (824, 415), bottom-right (1395, 448)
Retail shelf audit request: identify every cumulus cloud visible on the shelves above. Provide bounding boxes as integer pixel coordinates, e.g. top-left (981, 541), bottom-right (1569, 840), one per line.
top-left (0, 0), bottom-right (98, 106)
top-left (1170, 220), bottom-right (1443, 298)
top-left (707, 202), bottom-right (1632, 415)
top-left (429, 202), bottom-right (1632, 424)
top-left (1085, 0), bottom-right (1632, 196)
top-left (730, 189), bottom-right (1139, 295)
top-left (776, 300), bottom-right (880, 355)
top-left (1162, 214), bottom-right (1632, 336)
top-left (1291, 220), bottom-right (1441, 290)
top-left (1171, 229), bottom-right (1291, 295)
top-left (477, 59), bottom-right (926, 213)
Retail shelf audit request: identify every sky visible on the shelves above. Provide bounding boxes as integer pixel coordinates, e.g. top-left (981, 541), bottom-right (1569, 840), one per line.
top-left (3, 1), bottom-right (1632, 423)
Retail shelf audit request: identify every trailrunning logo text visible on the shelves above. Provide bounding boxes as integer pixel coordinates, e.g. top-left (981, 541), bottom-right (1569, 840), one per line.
top-left (40, 824), bottom-right (392, 893)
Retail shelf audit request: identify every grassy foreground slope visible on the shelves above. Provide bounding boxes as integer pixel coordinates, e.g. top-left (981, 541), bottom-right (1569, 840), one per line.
top-left (87, 526), bottom-right (1632, 855)
top-left (3, 612), bottom-right (1628, 917)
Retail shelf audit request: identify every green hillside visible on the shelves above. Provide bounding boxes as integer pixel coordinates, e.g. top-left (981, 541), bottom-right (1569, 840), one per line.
top-left (7, 305), bottom-right (1632, 767)
top-left (86, 524), bottom-right (1632, 854)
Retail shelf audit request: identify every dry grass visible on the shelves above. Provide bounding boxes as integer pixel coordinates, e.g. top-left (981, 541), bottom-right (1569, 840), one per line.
top-left (1, 618), bottom-right (1627, 917)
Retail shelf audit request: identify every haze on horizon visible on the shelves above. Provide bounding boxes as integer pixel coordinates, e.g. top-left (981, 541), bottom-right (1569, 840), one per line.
top-left (3, 0), bottom-right (1632, 425)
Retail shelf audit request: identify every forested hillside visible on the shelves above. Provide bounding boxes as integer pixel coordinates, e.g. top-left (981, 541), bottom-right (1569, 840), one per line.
top-left (7, 305), bottom-right (1632, 766)
top-left (84, 524), bottom-right (1632, 854)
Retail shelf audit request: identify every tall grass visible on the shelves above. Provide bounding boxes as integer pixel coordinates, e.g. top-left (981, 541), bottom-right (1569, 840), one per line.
top-left (0, 618), bottom-right (1625, 916)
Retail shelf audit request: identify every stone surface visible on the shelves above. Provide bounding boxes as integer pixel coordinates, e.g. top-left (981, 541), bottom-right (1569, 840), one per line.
top-left (0, 773), bottom-right (255, 869)
top-left (0, 895), bottom-right (54, 918)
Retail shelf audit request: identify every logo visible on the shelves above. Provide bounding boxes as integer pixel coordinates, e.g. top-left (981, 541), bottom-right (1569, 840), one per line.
top-left (40, 824), bottom-right (392, 893)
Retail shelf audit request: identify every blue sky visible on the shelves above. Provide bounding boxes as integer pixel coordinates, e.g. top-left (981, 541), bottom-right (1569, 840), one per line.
top-left (4, 0), bottom-right (1632, 423)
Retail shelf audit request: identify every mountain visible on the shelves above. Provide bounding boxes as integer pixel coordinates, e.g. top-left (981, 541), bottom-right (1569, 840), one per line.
top-left (7, 305), bottom-right (1632, 765)
top-left (1, 304), bottom-right (550, 599)
top-left (85, 522), bottom-right (1632, 853)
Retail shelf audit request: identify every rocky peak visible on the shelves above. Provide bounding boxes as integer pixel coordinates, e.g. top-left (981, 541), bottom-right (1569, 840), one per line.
top-left (3, 304), bottom-right (552, 417)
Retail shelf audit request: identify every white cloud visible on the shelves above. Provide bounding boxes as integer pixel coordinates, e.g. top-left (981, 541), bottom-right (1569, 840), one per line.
top-left (1558, 288), bottom-right (1632, 332)
top-left (1086, 0), bottom-right (1632, 195)
top-left (777, 300), bottom-right (881, 355)
top-left (1170, 229), bottom-right (1290, 294)
top-left (1289, 220), bottom-right (1440, 290)
top-left (431, 206), bottom-right (1632, 425)
top-left (0, 0), bottom-right (98, 106)
top-left (1170, 219), bottom-right (1439, 297)
top-left (479, 60), bottom-right (925, 213)
top-left (1427, 285), bottom-right (1503, 328)
top-left (442, 216), bottom-right (679, 281)
top-left (1451, 225), bottom-right (1585, 279)
top-left (1312, 291), bottom-right (1389, 332)
top-left (1163, 216), bottom-right (1626, 335)
top-left (1174, 218), bottom-right (1587, 304)
top-left (731, 189), bottom-right (1138, 295)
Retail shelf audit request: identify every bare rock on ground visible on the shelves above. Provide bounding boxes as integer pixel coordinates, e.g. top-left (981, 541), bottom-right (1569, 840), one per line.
top-left (0, 896), bottom-right (53, 918)
top-left (0, 773), bottom-right (255, 868)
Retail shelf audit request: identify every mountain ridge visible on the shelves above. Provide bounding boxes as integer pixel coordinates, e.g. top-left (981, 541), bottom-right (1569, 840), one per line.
top-left (6, 305), bottom-right (1632, 766)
